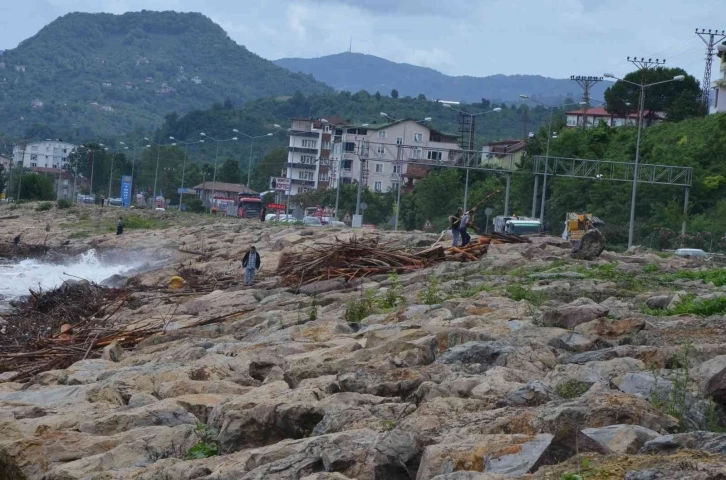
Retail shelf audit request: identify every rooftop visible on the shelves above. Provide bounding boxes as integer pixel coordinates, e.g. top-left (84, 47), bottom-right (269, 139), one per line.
top-left (192, 182), bottom-right (257, 195)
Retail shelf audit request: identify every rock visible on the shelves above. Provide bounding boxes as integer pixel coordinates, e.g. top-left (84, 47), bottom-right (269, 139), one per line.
top-left (706, 367), bottom-right (726, 406)
top-left (529, 272), bottom-right (585, 280)
top-left (613, 372), bottom-right (674, 402)
top-left (571, 228), bottom-right (605, 260)
top-left (416, 433), bottom-right (554, 479)
top-left (548, 332), bottom-right (596, 353)
top-left (646, 295), bottom-right (672, 310)
top-left (78, 399), bottom-right (198, 435)
top-left (298, 278), bottom-right (346, 295)
top-left (574, 316), bottom-right (645, 340)
top-left (540, 298), bottom-right (609, 329)
top-left (127, 392), bottom-right (158, 408)
top-left (496, 380), bottom-right (556, 408)
top-left (642, 431), bottom-right (726, 455)
top-left (102, 341), bottom-right (124, 362)
top-left (436, 341), bottom-right (556, 378)
top-left (284, 233), bottom-right (305, 244)
top-left (432, 474), bottom-right (507, 480)
top-left (580, 424), bottom-right (661, 454)
top-left (599, 297), bottom-right (634, 319)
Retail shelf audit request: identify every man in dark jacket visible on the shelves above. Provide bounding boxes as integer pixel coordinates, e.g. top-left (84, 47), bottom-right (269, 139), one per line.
top-left (449, 208), bottom-right (462, 246)
top-left (242, 246), bottom-right (261, 286)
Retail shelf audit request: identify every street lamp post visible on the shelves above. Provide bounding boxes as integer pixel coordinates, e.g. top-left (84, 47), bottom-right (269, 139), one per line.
top-left (232, 129), bottom-right (275, 187)
top-left (603, 73), bottom-right (685, 249)
top-left (106, 146), bottom-right (128, 198)
top-left (442, 105), bottom-right (502, 211)
top-left (200, 132), bottom-right (238, 212)
top-left (169, 138), bottom-right (204, 210)
top-left (519, 96), bottom-right (587, 229)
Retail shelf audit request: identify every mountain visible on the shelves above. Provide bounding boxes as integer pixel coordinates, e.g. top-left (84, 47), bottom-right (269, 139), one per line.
top-left (0, 11), bottom-right (331, 138)
top-left (274, 52), bottom-right (608, 104)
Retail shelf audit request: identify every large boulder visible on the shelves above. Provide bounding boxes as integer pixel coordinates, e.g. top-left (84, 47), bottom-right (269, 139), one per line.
top-left (570, 229), bottom-right (605, 260)
top-left (706, 367), bottom-right (726, 406)
top-left (540, 298), bottom-right (609, 330)
top-left (416, 434), bottom-right (554, 479)
top-left (580, 424), bottom-right (661, 454)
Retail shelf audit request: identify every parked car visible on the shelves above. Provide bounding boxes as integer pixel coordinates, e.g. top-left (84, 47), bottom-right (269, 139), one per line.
top-left (267, 214), bottom-right (295, 223)
top-left (328, 220), bottom-right (346, 227)
top-left (674, 248), bottom-right (708, 258)
top-left (302, 216), bottom-right (323, 227)
top-left (107, 197), bottom-right (123, 207)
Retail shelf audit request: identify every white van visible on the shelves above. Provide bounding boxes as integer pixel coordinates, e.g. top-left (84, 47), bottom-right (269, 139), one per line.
top-left (674, 248), bottom-right (708, 258)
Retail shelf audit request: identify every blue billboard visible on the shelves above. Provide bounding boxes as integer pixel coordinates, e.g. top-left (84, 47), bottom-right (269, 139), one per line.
top-left (120, 175), bottom-right (133, 207)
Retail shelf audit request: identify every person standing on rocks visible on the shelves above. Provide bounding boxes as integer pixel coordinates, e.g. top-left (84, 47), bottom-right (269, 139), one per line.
top-left (116, 217), bottom-right (124, 235)
top-left (449, 208), bottom-right (462, 247)
top-left (459, 209), bottom-right (472, 247)
top-left (100, 195), bottom-right (105, 207)
top-left (242, 246), bottom-right (261, 286)
top-left (260, 206), bottom-right (267, 222)
top-left (13, 234), bottom-right (21, 252)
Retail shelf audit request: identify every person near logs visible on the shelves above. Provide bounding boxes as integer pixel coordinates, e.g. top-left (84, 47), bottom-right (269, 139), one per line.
top-left (13, 233), bottom-right (21, 252)
top-left (459, 209), bottom-right (474, 247)
top-left (260, 205), bottom-right (267, 222)
top-left (449, 208), bottom-right (462, 247)
top-left (116, 217), bottom-right (124, 235)
top-left (242, 245), bottom-right (261, 286)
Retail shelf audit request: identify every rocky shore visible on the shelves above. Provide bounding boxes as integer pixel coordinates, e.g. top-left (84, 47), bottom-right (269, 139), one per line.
top-left (2, 203), bottom-right (726, 479)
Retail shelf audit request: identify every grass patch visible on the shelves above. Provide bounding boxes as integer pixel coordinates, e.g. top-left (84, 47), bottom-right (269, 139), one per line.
top-left (644, 294), bottom-right (726, 317)
top-left (35, 202), bottom-right (52, 212)
top-left (418, 275), bottom-right (446, 305)
top-left (380, 420), bottom-right (396, 431)
top-left (555, 380), bottom-right (591, 399)
top-left (123, 215), bottom-right (170, 229)
top-left (574, 262), bottom-right (650, 292)
top-left (57, 199), bottom-right (72, 209)
top-left (69, 231), bottom-right (91, 239)
top-left (378, 272), bottom-right (406, 309)
top-left (661, 268), bottom-right (726, 287)
top-left (345, 290), bottom-right (376, 324)
top-left (184, 423), bottom-right (219, 460)
top-left (505, 284), bottom-right (549, 306)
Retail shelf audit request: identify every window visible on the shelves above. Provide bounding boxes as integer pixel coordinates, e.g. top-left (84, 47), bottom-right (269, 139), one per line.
top-left (342, 159), bottom-right (353, 171)
top-left (30, 154), bottom-right (38, 161)
top-left (376, 145), bottom-right (385, 157)
top-left (341, 177), bottom-right (352, 184)
top-left (393, 164), bottom-right (402, 174)
top-left (344, 142), bottom-right (356, 152)
top-left (396, 137), bottom-right (403, 145)
top-left (62, 149), bottom-right (67, 153)
top-left (322, 141), bottom-right (331, 150)
top-left (300, 155), bottom-right (315, 164)
top-left (31, 162), bottom-right (37, 167)
top-left (378, 130), bottom-right (387, 139)
top-left (374, 181), bottom-right (382, 192)
top-left (319, 173), bottom-right (329, 181)
top-left (412, 148), bottom-right (422, 159)
top-left (567, 117), bottom-right (577, 127)
top-left (302, 139), bottom-right (317, 148)
top-left (413, 133), bottom-right (423, 142)
top-left (427, 150), bottom-right (442, 161)
top-left (375, 163), bottom-right (383, 173)
top-left (31, 146), bottom-right (38, 151)
top-left (298, 171), bottom-right (314, 180)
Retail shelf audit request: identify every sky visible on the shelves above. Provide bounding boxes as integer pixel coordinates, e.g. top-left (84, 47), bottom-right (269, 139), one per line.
top-left (0, 0), bottom-right (721, 81)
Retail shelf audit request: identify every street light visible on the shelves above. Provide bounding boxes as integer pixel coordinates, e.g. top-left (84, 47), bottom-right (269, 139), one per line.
top-left (519, 95), bottom-right (587, 226)
top-left (441, 105), bottom-right (502, 211)
top-left (106, 145), bottom-right (128, 199)
top-left (199, 131), bottom-right (239, 213)
top-left (168, 138), bottom-right (204, 210)
top-left (118, 141), bottom-right (147, 207)
top-left (602, 73), bottom-right (685, 248)
top-left (232, 129), bottom-right (275, 187)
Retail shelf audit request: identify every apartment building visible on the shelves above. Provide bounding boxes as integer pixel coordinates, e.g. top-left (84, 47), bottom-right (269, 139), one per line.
top-left (481, 140), bottom-right (525, 171)
top-left (12, 140), bottom-right (77, 169)
top-left (284, 117), bottom-right (460, 195)
top-left (711, 42), bottom-right (726, 114)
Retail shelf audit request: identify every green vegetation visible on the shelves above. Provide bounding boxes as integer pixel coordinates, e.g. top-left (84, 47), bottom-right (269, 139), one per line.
top-left (505, 285), bottom-right (549, 307)
top-left (380, 420), bottom-right (396, 432)
top-left (418, 275), bottom-right (445, 305)
top-left (122, 215), bottom-right (170, 230)
top-left (378, 273), bottom-right (406, 309)
top-left (644, 294), bottom-right (726, 317)
top-left (184, 423), bottom-right (219, 460)
top-left (308, 295), bottom-right (319, 323)
top-left (344, 290), bottom-right (376, 324)
top-left (8, 173), bottom-right (56, 201)
top-left (0, 11), bottom-right (330, 138)
top-left (57, 199), bottom-right (72, 209)
top-left (662, 268), bottom-right (726, 287)
top-left (555, 380), bottom-right (591, 399)
top-left (650, 343), bottom-right (692, 431)
top-left (35, 202), bottom-right (52, 211)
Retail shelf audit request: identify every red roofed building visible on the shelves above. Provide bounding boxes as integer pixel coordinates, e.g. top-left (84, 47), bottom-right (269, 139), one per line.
top-left (565, 107), bottom-right (664, 128)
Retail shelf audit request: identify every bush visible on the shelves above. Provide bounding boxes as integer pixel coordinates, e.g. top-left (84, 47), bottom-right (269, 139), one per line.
top-left (645, 294), bottom-right (726, 317)
top-left (505, 285), bottom-right (549, 306)
top-left (183, 198), bottom-right (206, 213)
top-left (184, 423), bottom-right (219, 460)
top-left (57, 199), bottom-right (72, 209)
top-left (378, 272), bottom-right (406, 309)
top-left (345, 290), bottom-right (376, 324)
top-left (122, 215), bottom-right (169, 230)
top-left (35, 202), bottom-right (52, 211)
top-left (555, 380), bottom-right (590, 399)
top-left (418, 275), bottom-right (445, 305)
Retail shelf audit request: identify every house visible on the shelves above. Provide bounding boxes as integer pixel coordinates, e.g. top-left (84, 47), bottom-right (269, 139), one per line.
top-left (12, 140), bottom-right (77, 169)
top-left (192, 182), bottom-right (257, 206)
top-left (101, 82), bottom-right (112, 88)
top-left (15, 65), bottom-right (25, 72)
top-left (565, 107), bottom-right (663, 128)
top-left (284, 117), bottom-right (460, 196)
top-left (191, 76), bottom-right (202, 85)
top-left (0, 155), bottom-right (11, 171)
top-left (481, 140), bottom-right (526, 171)
top-left (711, 42), bottom-right (726, 114)
top-left (31, 99), bottom-right (43, 108)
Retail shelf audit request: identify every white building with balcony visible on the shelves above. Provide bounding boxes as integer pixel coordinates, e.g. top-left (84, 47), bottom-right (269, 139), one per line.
top-left (711, 43), bottom-right (726, 114)
top-left (12, 140), bottom-right (77, 169)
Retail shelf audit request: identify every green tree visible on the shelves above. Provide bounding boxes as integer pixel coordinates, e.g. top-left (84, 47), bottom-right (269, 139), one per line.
top-left (217, 158), bottom-right (241, 183)
top-left (0, 165), bottom-right (6, 197)
top-left (604, 67), bottom-right (702, 123)
top-left (17, 173), bottom-right (55, 200)
top-left (391, 89), bottom-right (399, 99)
top-left (250, 148), bottom-right (287, 192)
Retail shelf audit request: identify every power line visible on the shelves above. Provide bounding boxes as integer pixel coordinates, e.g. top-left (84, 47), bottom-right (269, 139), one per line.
top-left (696, 28), bottom-right (726, 112)
top-left (570, 76), bottom-right (603, 128)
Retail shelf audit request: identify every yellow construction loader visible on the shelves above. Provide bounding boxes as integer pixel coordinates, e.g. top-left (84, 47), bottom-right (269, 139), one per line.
top-left (562, 213), bottom-right (604, 245)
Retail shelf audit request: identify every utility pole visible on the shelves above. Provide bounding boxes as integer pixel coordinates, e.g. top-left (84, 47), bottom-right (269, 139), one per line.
top-left (570, 76), bottom-right (603, 128)
top-left (696, 28), bottom-right (726, 113)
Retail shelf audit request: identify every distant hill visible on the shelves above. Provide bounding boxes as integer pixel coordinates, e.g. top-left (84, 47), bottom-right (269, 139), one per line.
top-left (0, 11), bottom-right (331, 137)
top-left (274, 52), bottom-right (607, 104)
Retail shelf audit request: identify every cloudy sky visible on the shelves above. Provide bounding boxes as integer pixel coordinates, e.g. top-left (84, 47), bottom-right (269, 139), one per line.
top-left (0, 0), bottom-right (721, 80)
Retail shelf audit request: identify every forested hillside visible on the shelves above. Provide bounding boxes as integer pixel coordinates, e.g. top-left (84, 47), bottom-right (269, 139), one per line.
top-left (274, 52), bottom-right (609, 104)
top-left (0, 11), bottom-right (330, 137)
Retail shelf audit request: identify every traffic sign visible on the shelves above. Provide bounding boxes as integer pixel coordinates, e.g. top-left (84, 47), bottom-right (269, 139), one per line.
top-left (271, 177), bottom-right (290, 191)
top-left (360, 202), bottom-right (368, 211)
top-left (267, 203), bottom-right (285, 210)
top-left (484, 207), bottom-right (493, 216)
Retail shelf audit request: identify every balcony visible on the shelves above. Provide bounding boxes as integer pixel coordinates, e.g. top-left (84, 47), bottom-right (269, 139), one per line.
top-left (286, 162), bottom-right (316, 170)
top-left (288, 146), bottom-right (318, 155)
top-left (288, 131), bottom-right (320, 139)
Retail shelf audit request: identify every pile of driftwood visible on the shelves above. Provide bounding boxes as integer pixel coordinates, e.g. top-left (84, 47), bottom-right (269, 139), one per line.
top-left (0, 281), bottom-right (162, 383)
top-left (277, 233), bottom-right (528, 286)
